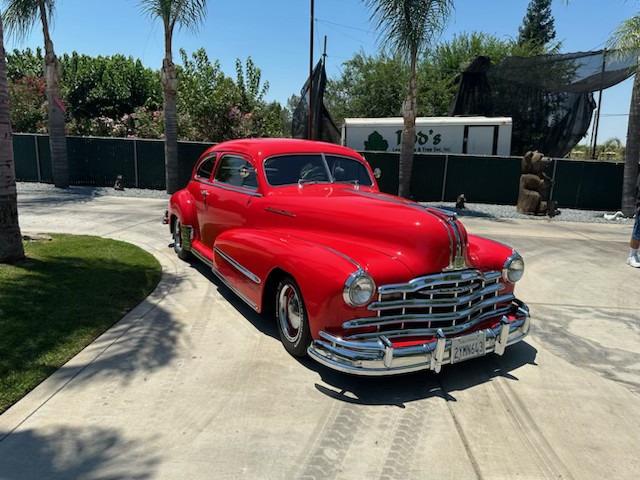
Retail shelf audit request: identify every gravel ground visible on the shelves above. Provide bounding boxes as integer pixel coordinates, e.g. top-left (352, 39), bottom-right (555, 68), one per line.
top-left (422, 201), bottom-right (636, 224)
top-left (17, 182), bottom-right (169, 200)
top-left (16, 182), bottom-right (633, 224)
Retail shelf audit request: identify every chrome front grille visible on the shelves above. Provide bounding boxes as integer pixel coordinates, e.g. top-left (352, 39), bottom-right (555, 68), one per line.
top-left (343, 270), bottom-right (514, 340)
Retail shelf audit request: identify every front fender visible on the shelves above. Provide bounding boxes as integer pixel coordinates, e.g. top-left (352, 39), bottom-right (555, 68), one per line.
top-left (214, 229), bottom-right (383, 338)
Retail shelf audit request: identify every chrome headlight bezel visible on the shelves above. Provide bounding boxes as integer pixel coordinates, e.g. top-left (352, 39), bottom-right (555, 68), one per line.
top-left (502, 251), bottom-right (525, 284)
top-left (343, 270), bottom-right (376, 307)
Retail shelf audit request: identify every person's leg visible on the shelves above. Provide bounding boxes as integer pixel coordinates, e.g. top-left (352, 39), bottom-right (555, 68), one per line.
top-left (628, 211), bottom-right (640, 267)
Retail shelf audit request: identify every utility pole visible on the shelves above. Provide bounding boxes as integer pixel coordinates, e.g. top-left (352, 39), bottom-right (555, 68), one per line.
top-left (308, 0), bottom-right (315, 140)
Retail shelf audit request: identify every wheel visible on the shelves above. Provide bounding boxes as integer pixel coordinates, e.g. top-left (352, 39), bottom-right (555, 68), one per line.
top-left (276, 277), bottom-right (312, 357)
top-left (172, 217), bottom-right (191, 261)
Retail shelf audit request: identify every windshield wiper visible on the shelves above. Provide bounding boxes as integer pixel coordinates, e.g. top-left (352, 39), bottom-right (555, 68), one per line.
top-left (333, 179), bottom-right (360, 186)
top-left (298, 179), bottom-right (329, 186)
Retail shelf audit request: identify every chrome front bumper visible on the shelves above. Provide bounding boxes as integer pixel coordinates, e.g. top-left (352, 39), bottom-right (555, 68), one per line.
top-left (308, 300), bottom-right (531, 376)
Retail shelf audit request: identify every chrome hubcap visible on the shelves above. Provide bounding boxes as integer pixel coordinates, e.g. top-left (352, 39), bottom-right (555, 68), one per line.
top-left (278, 284), bottom-right (302, 343)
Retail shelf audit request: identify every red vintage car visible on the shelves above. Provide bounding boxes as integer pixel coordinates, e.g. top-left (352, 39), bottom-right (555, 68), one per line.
top-left (167, 138), bottom-right (530, 375)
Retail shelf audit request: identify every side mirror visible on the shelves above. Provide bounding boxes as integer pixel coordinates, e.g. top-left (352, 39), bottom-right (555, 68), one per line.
top-left (373, 168), bottom-right (382, 179)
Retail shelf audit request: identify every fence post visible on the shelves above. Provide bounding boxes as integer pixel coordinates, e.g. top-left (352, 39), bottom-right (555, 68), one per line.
top-left (34, 135), bottom-right (42, 182)
top-left (441, 154), bottom-right (449, 202)
top-left (133, 139), bottom-right (139, 188)
top-left (549, 158), bottom-right (559, 203)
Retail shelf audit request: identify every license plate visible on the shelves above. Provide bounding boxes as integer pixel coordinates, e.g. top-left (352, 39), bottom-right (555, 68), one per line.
top-left (451, 331), bottom-right (486, 364)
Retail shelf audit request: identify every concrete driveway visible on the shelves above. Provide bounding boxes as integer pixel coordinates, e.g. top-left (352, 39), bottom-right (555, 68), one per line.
top-left (1, 187), bottom-right (639, 480)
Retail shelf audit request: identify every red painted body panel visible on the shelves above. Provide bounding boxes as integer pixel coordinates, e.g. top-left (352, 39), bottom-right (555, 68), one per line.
top-left (168, 138), bottom-right (517, 341)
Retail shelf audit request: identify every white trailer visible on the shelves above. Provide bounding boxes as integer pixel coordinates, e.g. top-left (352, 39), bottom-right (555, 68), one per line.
top-left (342, 116), bottom-right (513, 156)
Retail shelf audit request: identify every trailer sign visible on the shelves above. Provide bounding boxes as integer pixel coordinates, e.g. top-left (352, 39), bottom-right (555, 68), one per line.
top-left (343, 117), bottom-right (513, 156)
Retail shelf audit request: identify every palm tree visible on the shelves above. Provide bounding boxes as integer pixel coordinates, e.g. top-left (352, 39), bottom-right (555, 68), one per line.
top-left (2, 0), bottom-right (68, 189)
top-left (0, 15), bottom-right (24, 263)
top-left (365, 0), bottom-right (453, 197)
top-left (140, 0), bottom-right (208, 194)
top-left (609, 15), bottom-right (640, 217)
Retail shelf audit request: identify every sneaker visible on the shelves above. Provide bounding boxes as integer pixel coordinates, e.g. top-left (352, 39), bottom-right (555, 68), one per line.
top-left (627, 255), bottom-right (640, 268)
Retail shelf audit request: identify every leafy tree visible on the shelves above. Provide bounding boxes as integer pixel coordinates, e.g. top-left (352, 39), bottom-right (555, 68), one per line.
top-left (325, 32), bottom-right (533, 124)
top-left (518, 0), bottom-right (556, 52)
top-left (61, 53), bottom-right (161, 120)
top-left (2, 0), bottom-right (69, 188)
top-left (178, 49), bottom-right (286, 141)
top-left (6, 46), bottom-right (42, 79)
top-left (326, 52), bottom-right (408, 124)
top-left (0, 14), bottom-right (24, 262)
top-left (609, 14), bottom-right (640, 216)
top-left (177, 48), bottom-right (238, 141)
top-left (8, 74), bottom-right (45, 132)
top-left (139, 0), bottom-right (208, 193)
top-left (365, 0), bottom-right (454, 198)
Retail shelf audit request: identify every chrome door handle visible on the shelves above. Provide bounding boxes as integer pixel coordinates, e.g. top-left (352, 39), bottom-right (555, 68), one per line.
top-left (201, 190), bottom-right (208, 197)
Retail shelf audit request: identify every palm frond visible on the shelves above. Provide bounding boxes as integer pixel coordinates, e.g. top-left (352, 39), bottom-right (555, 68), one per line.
top-left (139, 0), bottom-right (207, 32)
top-left (365, 0), bottom-right (453, 60)
top-left (608, 14), bottom-right (640, 51)
top-left (1, 0), bottom-right (40, 40)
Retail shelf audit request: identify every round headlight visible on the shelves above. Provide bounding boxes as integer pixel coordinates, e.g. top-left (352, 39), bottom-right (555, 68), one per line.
top-left (343, 270), bottom-right (376, 307)
top-left (503, 252), bottom-right (525, 283)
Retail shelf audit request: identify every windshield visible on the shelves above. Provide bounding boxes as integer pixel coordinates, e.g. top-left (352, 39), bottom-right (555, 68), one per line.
top-left (264, 154), bottom-right (373, 187)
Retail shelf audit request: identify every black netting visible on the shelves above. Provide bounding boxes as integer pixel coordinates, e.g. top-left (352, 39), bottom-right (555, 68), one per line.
top-left (292, 59), bottom-right (341, 143)
top-left (450, 49), bottom-right (639, 157)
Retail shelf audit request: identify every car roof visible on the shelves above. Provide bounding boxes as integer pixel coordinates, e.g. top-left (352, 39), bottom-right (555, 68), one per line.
top-left (205, 138), bottom-right (363, 162)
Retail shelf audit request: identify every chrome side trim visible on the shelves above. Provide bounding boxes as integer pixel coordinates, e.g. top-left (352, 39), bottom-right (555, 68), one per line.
top-left (322, 246), bottom-right (362, 270)
top-left (211, 266), bottom-right (259, 311)
top-left (264, 207), bottom-right (296, 217)
top-left (214, 247), bottom-right (262, 284)
top-left (192, 248), bottom-right (213, 267)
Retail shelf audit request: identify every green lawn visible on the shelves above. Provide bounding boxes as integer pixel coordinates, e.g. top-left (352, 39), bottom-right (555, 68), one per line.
top-left (0, 234), bottom-right (162, 414)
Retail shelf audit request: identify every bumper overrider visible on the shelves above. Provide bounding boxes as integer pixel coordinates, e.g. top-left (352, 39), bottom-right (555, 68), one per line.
top-left (308, 299), bottom-right (530, 376)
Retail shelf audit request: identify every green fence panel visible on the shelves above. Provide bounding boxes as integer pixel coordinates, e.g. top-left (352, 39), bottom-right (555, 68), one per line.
top-left (13, 135), bottom-right (38, 181)
top-left (552, 160), bottom-right (623, 210)
top-left (410, 154), bottom-right (447, 201)
top-left (359, 152), bottom-right (399, 194)
top-left (136, 140), bottom-right (165, 190)
top-left (444, 155), bottom-right (521, 204)
top-left (67, 137), bottom-right (135, 187)
top-left (36, 135), bottom-right (52, 183)
top-left (178, 142), bottom-right (214, 189)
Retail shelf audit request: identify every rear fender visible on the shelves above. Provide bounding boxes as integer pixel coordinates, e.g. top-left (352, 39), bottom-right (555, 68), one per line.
top-left (169, 190), bottom-right (198, 234)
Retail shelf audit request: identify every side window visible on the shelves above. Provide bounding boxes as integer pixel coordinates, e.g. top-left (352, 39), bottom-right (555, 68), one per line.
top-left (195, 156), bottom-right (216, 181)
top-left (214, 155), bottom-right (258, 190)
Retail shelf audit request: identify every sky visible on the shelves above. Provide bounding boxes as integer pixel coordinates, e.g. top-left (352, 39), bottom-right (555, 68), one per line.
top-left (5, 0), bottom-right (639, 144)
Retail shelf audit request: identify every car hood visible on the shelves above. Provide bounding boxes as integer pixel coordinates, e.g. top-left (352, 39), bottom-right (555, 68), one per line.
top-left (261, 185), bottom-right (467, 277)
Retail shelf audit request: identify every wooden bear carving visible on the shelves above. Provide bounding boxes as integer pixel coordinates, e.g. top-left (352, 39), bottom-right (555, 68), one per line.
top-left (517, 151), bottom-right (556, 215)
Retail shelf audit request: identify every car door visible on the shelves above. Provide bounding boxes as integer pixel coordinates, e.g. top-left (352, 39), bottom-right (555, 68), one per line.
top-left (208, 153), bottom-right (260, 242)
top-left (208, 153), bottom-right (262, 300)
top-left (187, 153), bottom-right (217, 248)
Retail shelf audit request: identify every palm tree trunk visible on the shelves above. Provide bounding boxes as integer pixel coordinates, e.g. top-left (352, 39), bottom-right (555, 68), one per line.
top-left (622, 68), bottom-right (640, 217)
top-left (0, 16), bottom-right (25, 263)
top-left (38, 0), bottom-right (68, 189)
top-left (398, 52), bottom-right (418, 198)
top-left (162, 28), bottom-right (179, 194)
